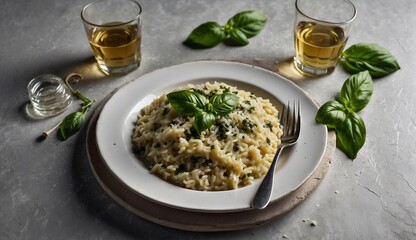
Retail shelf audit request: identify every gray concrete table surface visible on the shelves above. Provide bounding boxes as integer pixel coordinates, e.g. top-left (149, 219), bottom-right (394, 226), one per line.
top-left (1, 0), bottom-right (415, 239)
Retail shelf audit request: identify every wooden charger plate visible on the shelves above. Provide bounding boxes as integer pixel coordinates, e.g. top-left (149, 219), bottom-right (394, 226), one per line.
top-left (86, 77), bottom-right (336, 232)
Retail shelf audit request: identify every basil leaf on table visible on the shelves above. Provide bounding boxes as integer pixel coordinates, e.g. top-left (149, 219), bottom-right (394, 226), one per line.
top-left (226, 10), bottom-right (268, 38)
top-left (340, 70), bottom-right (373, 112)
top-left (225, 10), bottom-right (267, 46)
top-left (183, 10), bottom-right (267, 48)
top-left (59, 111), bottom-right (85, 140)
top-left (315, 100), bottom-right (347, 129)
top-left (183, 22), bottom-right (226, 49)
top-left (341, 43), bottom-right (400, 78)
top-left (167, 90), bottom-right (208, 114)
top-left (56, 75), bottom-right (95, 141)
top-left (316, 71), bottom-right (373, 160)
top-left (227, 29), bottom-right (249, 46)
top-left (336, 112), bottom-right (366, 160)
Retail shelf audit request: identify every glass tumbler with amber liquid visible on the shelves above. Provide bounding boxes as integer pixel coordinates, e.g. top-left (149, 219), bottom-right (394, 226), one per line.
top-left (294, 0), bottom-right (356, 76)
top-left (81, 0), bottom-right (142, 75)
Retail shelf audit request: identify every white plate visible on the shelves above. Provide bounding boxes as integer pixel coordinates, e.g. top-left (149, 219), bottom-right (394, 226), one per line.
top-left (96, 61), bottom-right (327, 213)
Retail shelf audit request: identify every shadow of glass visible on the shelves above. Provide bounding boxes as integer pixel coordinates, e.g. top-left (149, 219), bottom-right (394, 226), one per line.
top-left (56, 56), bottom-right (108, 82)
top-left (275, 58), bottom-right (319, 83)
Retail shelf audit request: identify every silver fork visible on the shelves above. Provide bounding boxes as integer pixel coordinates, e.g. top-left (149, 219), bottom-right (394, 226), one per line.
top-left (251, 99), bottom-right (302, 209)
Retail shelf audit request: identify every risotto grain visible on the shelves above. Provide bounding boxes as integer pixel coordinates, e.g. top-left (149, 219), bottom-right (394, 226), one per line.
top-left (131, 82), bottom-right (282, 191)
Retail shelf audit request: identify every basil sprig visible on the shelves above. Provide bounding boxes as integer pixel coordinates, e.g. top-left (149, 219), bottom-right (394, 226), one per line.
top-left (167, 90), bottom-right (239, 133)
top-left (183, 22), bottom-right (226, 49)
top-left (59, 80), bottom-right (95, 140)
top-left (183, 10), bottom-right (267, 48)
top-left (341, 43), bottom-right (400, 78)
top-left (316, 71), bottom-right (373, 159)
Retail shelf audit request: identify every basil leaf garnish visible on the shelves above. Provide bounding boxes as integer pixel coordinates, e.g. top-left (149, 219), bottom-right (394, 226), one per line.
top-left (340, 70), bottom-right (373, 112)
top-left (316, 71), bottom-right (372, 160)
top-left (167, 90), bottom-right (208, 115)
top-left (183, 22), bottom-right (226, 49)
top-left (194, 111), bottom-right (216, 133)
top-left (226, 10), bottom-right (268, 38)
top-left (167, 89), bottom-right (239, 133)
top-left (184, 10), bottom-right (267, 48)
top-left (210, 92), bottom-right (239, 116)
top-left (336, 112), bottom-right (366, 160)
top-left (59, 111), bottom-right (85, 140)
top-left (341, 43), bottom-right (400, 78)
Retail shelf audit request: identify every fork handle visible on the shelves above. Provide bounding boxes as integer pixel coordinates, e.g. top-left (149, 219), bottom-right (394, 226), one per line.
top-left (251, 147), bottom-right (284, 209)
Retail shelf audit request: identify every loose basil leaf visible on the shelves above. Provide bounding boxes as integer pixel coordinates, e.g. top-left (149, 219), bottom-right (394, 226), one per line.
top-left (340, 71), bottom-right (373, 112)
top-left (336, 112), bottom-right (366, 160)
top-left (193, 110), bottom-right (216, 133)
top-left (210, 92), bottom-right (240, 116)
top-left (59, 111), bottom-right (85, 140)
top-left (315, 100), bottom-right (347, 129)
top-left (183, 22), bottom-right (226, 49)
top-left (341, 43), bottom-right (400, 78)
top-left (226, 10), bottom-right (267, 38)
top-left (227, 29), bottom-right (249, 46)
top-left (167, 90), bottom-right (208, 115)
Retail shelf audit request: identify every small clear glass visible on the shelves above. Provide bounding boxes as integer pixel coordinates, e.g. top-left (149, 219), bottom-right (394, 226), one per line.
top-left (294, 0), bottom-right (357, 76)
top-left (27, 74), bottom-right (72, 118)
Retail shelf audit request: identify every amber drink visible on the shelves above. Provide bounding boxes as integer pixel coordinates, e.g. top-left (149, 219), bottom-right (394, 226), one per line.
top-left (294, 0), bottom-right (356, 76)
top-left (81, 0), bottom-right (142, 75)
top-left (89, 25), bottom-right (141, 73)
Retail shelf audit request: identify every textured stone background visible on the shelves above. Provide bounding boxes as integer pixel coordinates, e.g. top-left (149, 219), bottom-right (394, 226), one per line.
top-left (0, 0), bottom-right (415, 239)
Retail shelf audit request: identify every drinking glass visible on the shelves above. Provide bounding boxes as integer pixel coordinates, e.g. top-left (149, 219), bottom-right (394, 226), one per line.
top-left (81, 0), bottom-right (142, 75)
top-left (294, 0), bottom-right (356, 76)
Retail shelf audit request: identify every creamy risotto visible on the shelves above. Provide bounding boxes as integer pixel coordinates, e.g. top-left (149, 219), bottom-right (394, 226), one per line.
top-left (131, 82), bottom-right (283, 191)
